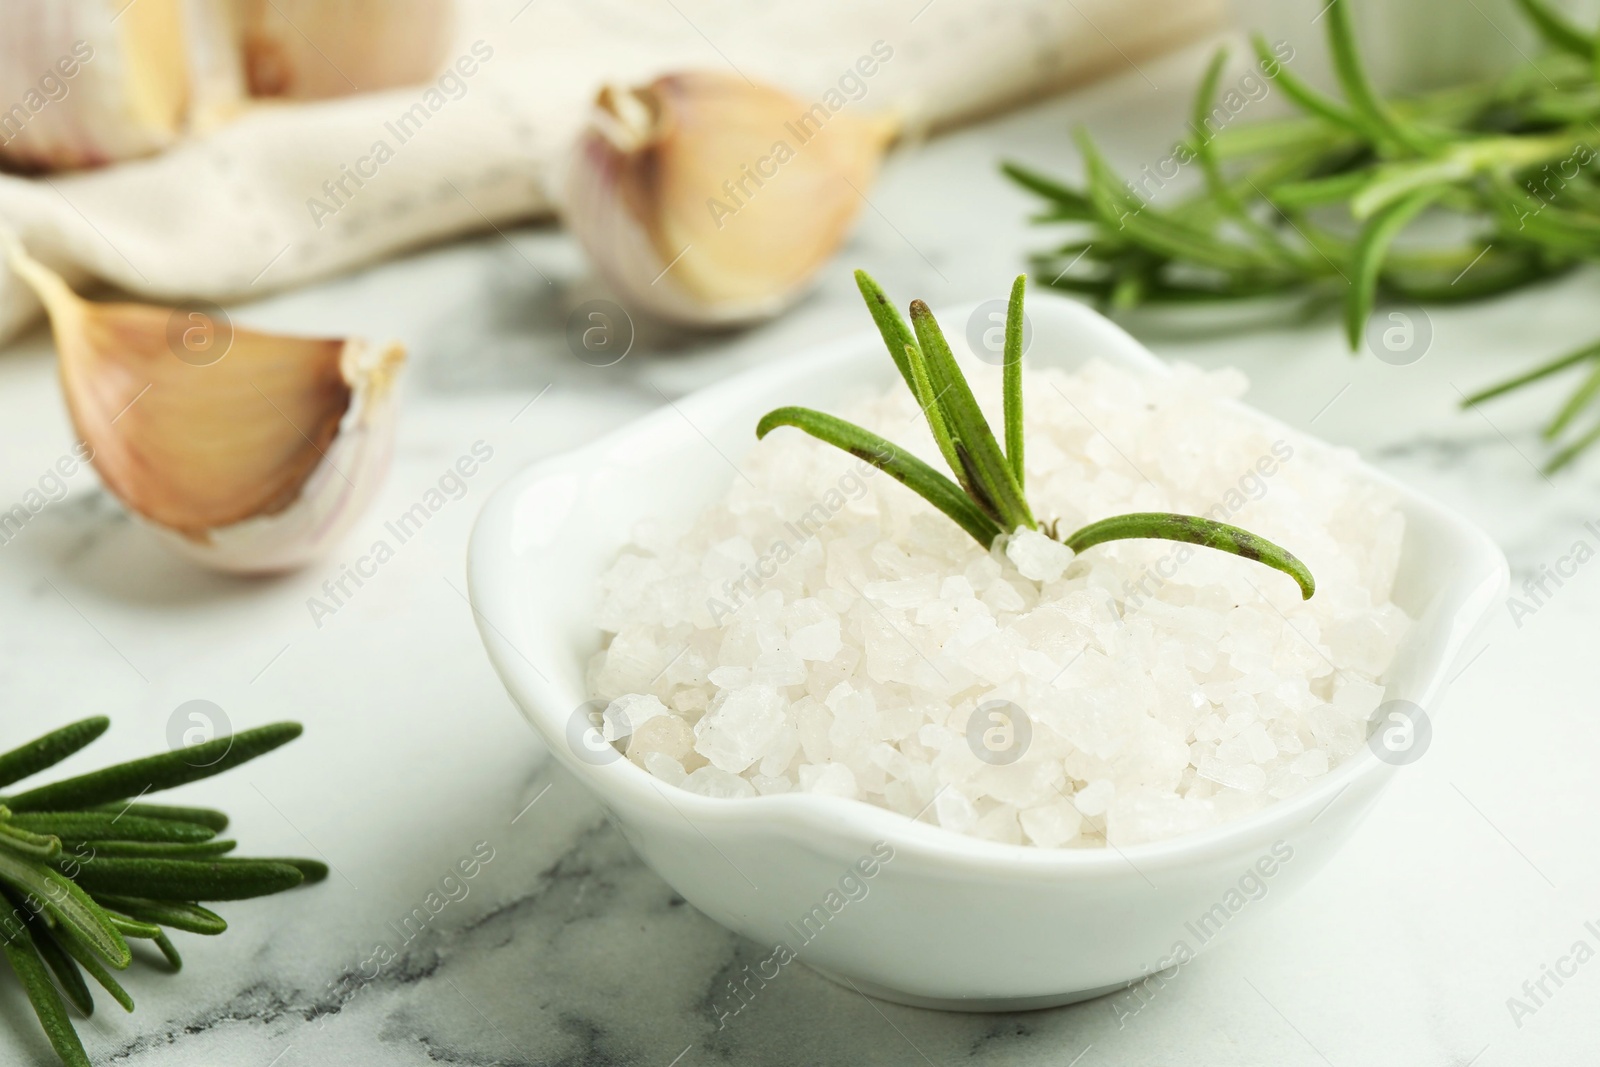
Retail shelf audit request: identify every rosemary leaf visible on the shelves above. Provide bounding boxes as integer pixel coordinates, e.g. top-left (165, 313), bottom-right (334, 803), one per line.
top-left (261, 857), bottom-right (329, 884)
top-left (9, 812), bottom-right (215, 845)
top-left (1388, 248), bottom-right (1569, 303)
top-left (1326, 0), bottom-right (1435, 152)
top-left (1546, 418), bottom-right (1600, 472)
top-left (1003, 274), bottom-right (1027, 487)
top-left (1109, 271), bottom-right (1147, 312)
top-left (1355, 135), bottom-right (1577, 219)
top-left (1501, 192), bottom-right (1600, 254)
top-left (31, 941), bottom-right (92, 1020)
top-left (856, 272), bottom-right (966, 483)
top-left (104, 908), bottom-right (183, 970)
top-left (901, 344), bottom-right (971, 503)
top-left (998, 161), bottom-right (1096, 217)
top-left (909, 300), bottom-right (1036, 531)
top-left (92, 896), bottom-right (226, 937)
top-left (1513, 0), bottom-right (1593, 56)
top-left (1076, 130), bottom-right (1280, 274)
top-left (1064, 512), bottom-right (1316, 599)
top-left (103, 912), bottom-right (162, 940)
top-left (1546, 358), bottom-right (1600, 438)
top-left (1346, 187), bottom-right (1444, 348)
top-left (1191, 48), bottom-right (1299, 265)
top-left (73, 840), bottom-right (237, 859)
top-left (0, 917), bottom-right (90, 1067)
top-left (0, 819), bottom-right (62, 860)
top-left (0, 718), bottom-right (109, 792)
top-left (853, 270), bottom-right (923, 404)
top-left (1250, 33), bottom-right (1365, 134)
top-left (1269, 171), bottom-right (1372, 209)
top-left (1461, 340), bottom-right (1600, 406)
top-left (90, 803), bottom-right (229, 834)
top-left (14, 907), bottom-right (93, 1019)
top-left (7, 723), bottom-right (302, 812)
top-left (62, 857), bottom-right (306, 902)
top-left (52, 928), bottom-right (133, 1013)
top-left (151, 930), bottom-right (181, 972)
top-left (0, 850), bottom-right (130, 970)
top-left (756, 406), bottom-right (1004, 545)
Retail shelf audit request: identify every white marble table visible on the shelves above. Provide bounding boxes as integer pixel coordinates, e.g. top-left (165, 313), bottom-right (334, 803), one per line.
top-left (0, 44), bottom-right (1595, 1067)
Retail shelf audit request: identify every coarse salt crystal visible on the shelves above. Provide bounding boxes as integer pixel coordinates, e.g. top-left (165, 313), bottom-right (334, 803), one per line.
top-left (790, 618), bottom-right (842, 661)
top-left (1020, 800), bottom-right (1083, 848)
top-left (799, 762), bottom-right (859, 799)
top-left (642, 752), bottom-right (688, 786)
top-left (1290, 749), bottom-right (1329, 778)
top-left (1197, 758), bottom-right (1267, 793)
top-left (934, 787), bottom-right (979, 832)
top-left (1073, 779), bottom-right (1116, 817)
top-left (694, 686), bottom-right (789, 773)
top-left (1005, 528), bottom-right (1076, 583)
top-left (602, 693), bottom-right (668, 741)
top-left (683, 766), bottom-right (756, 799)
top-left (1240, 722), bottom-right (1278, 763)
top-left (940, 576), bottom-right (975, 600)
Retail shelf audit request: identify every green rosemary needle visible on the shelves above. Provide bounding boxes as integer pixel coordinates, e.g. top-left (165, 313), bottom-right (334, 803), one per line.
top-left (8, 812), bottom-right (218, 843)
top-left (756, 269), bottom-right (1315, 600)
top-left (1006, 0), bottom-right (1600, 470)
top-left (0, 717), bottom-right (323, 1067)
top-left (6, 722), bottom-right (303, 812)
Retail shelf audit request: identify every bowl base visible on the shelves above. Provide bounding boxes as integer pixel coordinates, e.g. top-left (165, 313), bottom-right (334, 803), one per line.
top-left (806, 964), bottom-right (1127, 1013)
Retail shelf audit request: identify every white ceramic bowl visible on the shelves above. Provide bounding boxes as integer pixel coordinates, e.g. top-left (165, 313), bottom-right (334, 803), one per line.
top-left (467, 294), bottom-right (1506, 1010)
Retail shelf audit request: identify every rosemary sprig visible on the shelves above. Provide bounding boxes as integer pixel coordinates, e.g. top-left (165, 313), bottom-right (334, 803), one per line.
top-left (756, 270), bottom-right (1315, 600)
top-left (0, 717), bottom-right (323, 1067)
top-left (1006, 0), bottom-right (1600, 470)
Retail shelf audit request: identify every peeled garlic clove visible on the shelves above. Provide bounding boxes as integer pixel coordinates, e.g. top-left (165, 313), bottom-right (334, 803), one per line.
top-left (238, 0), bottom-right (455, 100)
top-left (4, 238), bottom-right (404, 574)
top-left (0, 0), bottom-right (243, 172)
top-left (564, 71), bottom-right (896, 326)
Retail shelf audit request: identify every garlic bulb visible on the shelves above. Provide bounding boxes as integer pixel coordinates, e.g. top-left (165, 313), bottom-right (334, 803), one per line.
top-left (238, 0), bottom-right (455, 100)
top-left (564, 71), bottom-right (897, 326)
top-left (3, 237), bottom-right (404, 574)
top-left (0, 0), bottom-right (244, 172)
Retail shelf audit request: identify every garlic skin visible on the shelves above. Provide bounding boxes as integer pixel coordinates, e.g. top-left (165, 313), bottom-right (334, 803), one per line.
top-left (0, 0), bottom-right (244, 172)
top-left (564, 71), bottom-right (896, 326)
top-left (238, 0), bottom-right (455, 100)
top-left (3, 236), bottom-right (404, 574)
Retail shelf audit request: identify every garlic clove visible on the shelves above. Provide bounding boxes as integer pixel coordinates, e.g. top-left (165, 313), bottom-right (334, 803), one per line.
top-left (184, 0), bottom-right (252, 133)
top-left (4, 237), bottom-right (404, 574)
top-left (564, 71), bottom-right (897, 327)
top-left (0, 0), bottom-right (243, 172)
top-left (238, 0), bottom-right (455, 100)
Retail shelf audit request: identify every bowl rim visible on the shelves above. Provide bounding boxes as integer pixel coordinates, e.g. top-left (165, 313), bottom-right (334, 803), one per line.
top-left (467, 293), bottom-right (1509, 878)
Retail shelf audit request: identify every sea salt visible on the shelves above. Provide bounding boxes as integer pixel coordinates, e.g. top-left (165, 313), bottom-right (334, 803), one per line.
top-left (588, 360), bottom-right (1410, 847)
top-left (683, 766), bottom-right (756, 799)
top-left (694, 685), bottom-right (789, 773)
top-left (602, 693), bottom-right (668, 741)
top-left (799, 762), bottom-right (860, 798)
top-left (1290, 749), bottom-right (1330, 778)
top-left (1073, 780), bottom-right (1115, 817)
top-left (1006, 528), bottom-right (1076, 582)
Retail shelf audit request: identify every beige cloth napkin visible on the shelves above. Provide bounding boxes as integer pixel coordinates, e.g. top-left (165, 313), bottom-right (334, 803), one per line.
top-left (0, 0), bottom-right (1224, 345)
